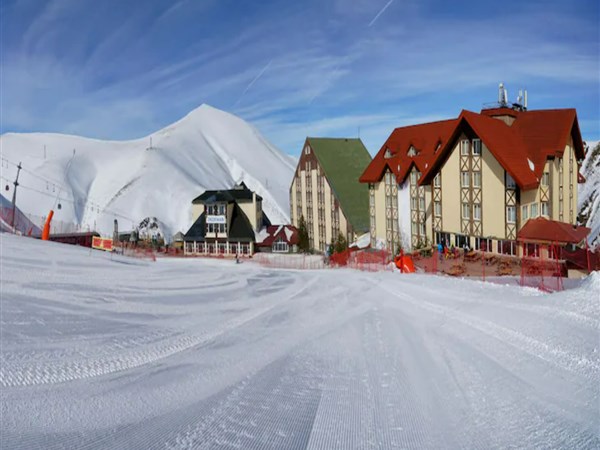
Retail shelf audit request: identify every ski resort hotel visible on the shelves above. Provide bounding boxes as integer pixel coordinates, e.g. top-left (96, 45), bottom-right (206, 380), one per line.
top-left (359, 86), bottom-right (589, 257)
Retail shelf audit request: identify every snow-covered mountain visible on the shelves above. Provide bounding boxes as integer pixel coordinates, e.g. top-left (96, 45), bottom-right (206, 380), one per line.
top-left (579, 140), bottom-right (600, 249)
top-left (0, 105), bottom-right (295, 237)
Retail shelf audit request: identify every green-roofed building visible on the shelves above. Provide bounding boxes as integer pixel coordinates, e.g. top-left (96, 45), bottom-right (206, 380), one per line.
top-left (289, 137), bottom-right (372, 252)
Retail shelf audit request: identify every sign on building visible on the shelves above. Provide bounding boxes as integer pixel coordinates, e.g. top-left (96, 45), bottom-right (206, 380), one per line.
top-left (206, 215), bottom-right (227, 224)
top-left (92, 237), bottom-right (114, 252)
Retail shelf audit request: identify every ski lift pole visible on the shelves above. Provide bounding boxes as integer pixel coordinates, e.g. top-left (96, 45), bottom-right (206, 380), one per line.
top-left (10, 162), bottom-right (22, 232)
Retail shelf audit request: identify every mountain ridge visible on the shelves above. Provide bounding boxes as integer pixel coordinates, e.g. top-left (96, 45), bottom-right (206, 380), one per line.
top-left (0, 104), bottom-right (295, 238)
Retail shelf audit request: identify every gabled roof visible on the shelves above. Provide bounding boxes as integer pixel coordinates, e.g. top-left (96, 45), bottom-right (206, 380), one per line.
top-left (360, 107), bottom-right (585, 191)
top-left (307, 137), bottom-right (372, 232)
top-left (517, 217), bottom-right (590, 244)
top-left (360, 119), bottom-right (457, 184)
top-left (257, 225), bottom-right (299, 247)
top-left (183, 203), bottom-right (255, 242)
top-left (192, 183), bottom-right (262, 204)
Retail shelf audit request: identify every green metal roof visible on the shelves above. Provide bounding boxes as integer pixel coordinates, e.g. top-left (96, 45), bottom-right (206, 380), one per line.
top-left (307, 137), bottom-right (372, 233)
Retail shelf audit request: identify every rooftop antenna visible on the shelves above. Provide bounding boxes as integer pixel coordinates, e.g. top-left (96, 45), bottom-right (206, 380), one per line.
top-left (524, 89), bottom-right (528, 110)
top-left (498, 83), bottom-right (505, 105)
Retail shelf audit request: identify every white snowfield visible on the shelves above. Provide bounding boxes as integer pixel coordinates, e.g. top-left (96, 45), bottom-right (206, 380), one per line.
top-left (1, 234), bottom-right (599, 449)
top-left (0, 104), bottom-right (295, 237)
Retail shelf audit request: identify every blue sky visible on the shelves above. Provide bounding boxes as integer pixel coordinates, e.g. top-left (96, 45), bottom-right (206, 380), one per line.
top-left (2, 0), bottom-right (599, 155)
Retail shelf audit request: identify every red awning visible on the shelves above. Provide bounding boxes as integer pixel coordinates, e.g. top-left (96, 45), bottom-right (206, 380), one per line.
top-left (517, 217), bottom-right (590, 244)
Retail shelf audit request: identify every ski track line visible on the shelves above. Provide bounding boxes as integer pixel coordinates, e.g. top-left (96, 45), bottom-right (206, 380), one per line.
top-left (0, 277), bottom-right (318, 388)
top-left (375, 281), bottom-right (600, 379)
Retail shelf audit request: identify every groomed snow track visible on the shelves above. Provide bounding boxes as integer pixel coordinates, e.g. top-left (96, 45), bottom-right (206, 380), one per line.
top-left (1, 234), bottom-right (599, 449)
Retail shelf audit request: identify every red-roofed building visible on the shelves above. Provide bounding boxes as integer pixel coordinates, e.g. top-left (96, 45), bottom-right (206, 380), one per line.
top-left (256, 225), bottom-right (299, 253)
top-left (360, 88), bottom-right (586, 256)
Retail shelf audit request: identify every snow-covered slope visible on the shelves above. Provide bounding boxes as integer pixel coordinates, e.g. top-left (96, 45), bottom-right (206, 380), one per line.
top-left (578, 140), bottom-right (599, 248)
top-left (0, 105), bottom-right (295, 237)
top-left (2, 234), bottom-right (598, 448)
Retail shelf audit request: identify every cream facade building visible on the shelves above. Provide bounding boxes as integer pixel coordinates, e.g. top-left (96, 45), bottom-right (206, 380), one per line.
top-left (360, 106), bottom-right (585, 256)
top-left (290, 138), bottom-right (372, 252)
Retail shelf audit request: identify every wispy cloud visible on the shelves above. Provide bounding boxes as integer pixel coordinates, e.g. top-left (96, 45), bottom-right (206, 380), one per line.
top-left (233, 60), bottom-right (273, 108)
top-left (2, 0), bottom-right (598, 149)
top-left (368, 0), bottom-right (394, 27)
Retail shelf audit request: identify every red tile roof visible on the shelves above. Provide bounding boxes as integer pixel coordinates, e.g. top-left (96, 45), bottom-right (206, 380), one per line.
top-left (517, 217), bottom-right (590, 244)
top-left (359, 119), bottom-right (457, 183)
top-left (256, 225), bottom-right (299, 247)
top-left (360, 107), bottom-right (584, 190)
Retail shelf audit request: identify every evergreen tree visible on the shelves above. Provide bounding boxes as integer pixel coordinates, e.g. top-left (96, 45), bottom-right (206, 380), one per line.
top-left (297, 215), bottom-right (310, 253)
top-left (334, 232), bottom-right (348, 254)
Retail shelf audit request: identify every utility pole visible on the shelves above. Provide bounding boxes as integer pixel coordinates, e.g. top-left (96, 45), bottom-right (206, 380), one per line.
top-left (11, 162), bottom-right (22, 231)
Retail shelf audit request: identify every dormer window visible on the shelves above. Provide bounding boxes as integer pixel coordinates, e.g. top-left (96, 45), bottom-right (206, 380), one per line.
top-left (304, 146), bottom-right (310, 155)
top-left (384, 148), bottom-right (393, 159)
top-left (407, 146), bottom-right (419, 157)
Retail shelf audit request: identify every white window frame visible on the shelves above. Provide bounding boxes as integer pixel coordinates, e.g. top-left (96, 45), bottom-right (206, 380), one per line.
top-left (542, 172), bottom-right (550, 186)
top-left (472, 172), bottom-right (481, 188)
top-left (506, 206), bottom-right (516, 223)
top-left (434, 201), bottom-right (442, 216)
top-left (541, 201), bottom-right (549, 217)
top-left (506, 173), bottom-right (517, 189)
top-left (531, 202), bottom-right (539, 218)
top-left (522, 205), bottom-right (529, 221)
top-left (418, 197), bottom-right (425, 210)
top-left (472, 139), bottom-right (482, 156)
top-left (410, 172), bottom-right (417, 185)
top-left (272, 237), bottom-right (289, 253)
top-left (462, 202), bottom-right (470, 219)
top-left (473, 203), bottom-right (481, 221)
top-left (433, 173), bottom-right (441, 187)
top-left (461, 140), bottom-right (470, 155)
top-left (461, 172), bottom-right (470, 188)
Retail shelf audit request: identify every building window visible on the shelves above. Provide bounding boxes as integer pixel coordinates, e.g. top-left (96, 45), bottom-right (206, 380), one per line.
top-left (461, 140), bottom-right (470, 155)
top-left (411, 197), bottom-right (417, 210)
top-left (462, 202), bottom-right (470, 219)
top-left (506, 173), bottom-right (516, 189)
top-left (434, 201), bottom-right (442, 216)
top-left (455, 234), bottom-right (469, 249)
top-left (473, 203), bottom-right (481, 221)
top-left (461, 172), bottom-right (470, 188)
top-left (412, 221), bottom-right (417, 232)
top-left (418, 197), bottom-right (425, 210)
top-left (473, 172), bottom-right (481, 188)
top-left (507, 206), bottom-right (516, 223)
top-left (498, 240), bottom-right (516, 256)
top-left (531, 202), bottom-right (538, 218)
top-left (525, 243), bottom-right (539, 258)
top-left (304, 146), bottom-right (310, 155)
top-left (419, 222), bottom-right (426, 236)
top-left (475, 237), bottom-right (492, 252)
top-left (472, 139), bottom-right (482, 156)
top-left (384, 148), bottom-right (393, 159)
top-left (410, 172), bottom-right (417, 185)
top-left (407, 146), bottom-right (418, 157)
top-left (541, 202), bottom-right (549, 217)
top-left (522, 205), bottom-right (529, 221)
top-left (434, 173), bottom-right (441, 187)
top-left (273, 237), bottom-right (289, 253)
top-left (542, 172), bottom-right (549, 186)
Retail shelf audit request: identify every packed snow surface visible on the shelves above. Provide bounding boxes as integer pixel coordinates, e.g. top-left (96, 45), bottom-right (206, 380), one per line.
top-left (0, 104), bottom-right (295, 237)
top-left (1, 234), bottom-right (599, 449)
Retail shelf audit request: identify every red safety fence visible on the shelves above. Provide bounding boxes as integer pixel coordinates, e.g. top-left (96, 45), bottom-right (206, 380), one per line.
top-left (330, 249), bottom-right (394, 272)
top-left (114, 244), bottom-right (157, 262)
